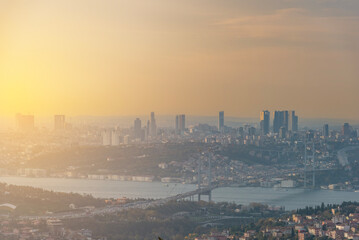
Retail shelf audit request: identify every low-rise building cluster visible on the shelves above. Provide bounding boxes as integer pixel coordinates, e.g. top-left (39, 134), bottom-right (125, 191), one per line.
top-left (188, 206), bottom-right (359, 240)
top-left (0, 219), bottom-right (106, 240)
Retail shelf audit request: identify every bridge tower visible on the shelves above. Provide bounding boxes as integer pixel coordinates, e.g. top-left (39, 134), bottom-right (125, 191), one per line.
top-left (312, 142), bottom-right (315, 188)
top-left (303, 140), bottom-right (316, 189)
top-left (304, 140), bottom-right (307, 188)
top-left (197, 153), bottom-right (212, 202)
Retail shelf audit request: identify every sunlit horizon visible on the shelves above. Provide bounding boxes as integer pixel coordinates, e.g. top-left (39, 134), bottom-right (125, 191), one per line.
top-left (0, 0), bottom-right (358, 119)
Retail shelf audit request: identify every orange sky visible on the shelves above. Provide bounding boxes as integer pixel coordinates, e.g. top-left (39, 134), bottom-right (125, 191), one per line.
top-left (0, 0), bottom-right (358, 119)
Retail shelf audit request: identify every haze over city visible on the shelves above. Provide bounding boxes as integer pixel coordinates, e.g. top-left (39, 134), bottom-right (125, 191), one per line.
top-left (1, 1), bottom-right (359, 240)
top-left (0, 0), bottom-right (358, 119)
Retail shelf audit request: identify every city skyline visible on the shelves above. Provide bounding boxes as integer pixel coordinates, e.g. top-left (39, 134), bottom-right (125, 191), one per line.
top-left (9, 110), bottom-right (359, 134)
top-left (0, 1), bottom-right (359, 239)
top-left (2, 111), bottom-right (359, 130)
top-left (0, 0), bottom-right (358, 119)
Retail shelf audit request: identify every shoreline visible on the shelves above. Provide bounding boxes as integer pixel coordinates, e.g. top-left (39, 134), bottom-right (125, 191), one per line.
top-left (0, 175), bottom-right (358, 193)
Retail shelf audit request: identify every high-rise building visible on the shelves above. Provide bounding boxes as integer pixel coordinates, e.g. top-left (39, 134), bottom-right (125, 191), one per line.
top-left (146, 120), bottom-right (150, 140)
top-left (54, 115), bottom-right (66, 130)
top-left (283, 111), bottom-right (289, 130)
top-left (102, 130), bottom-right (112, 146)
top-left (273, 111), bottom-right (284, 133)
top-left (175, 114), bottom-right (186, 135)
top-left (16, 114), bottom-right (35, 132)
top-left (134, 118), bottom-right (142, 139)
top-left (273, 110), bottom-right (297, 133)
top-left (288, 111), bottom-right (298, 132)
top-left (260, 110), bottom-right (270, 135)
top-left (150, 112), bottom-right (157, 137)
top-left (218, 111), bottom-right (224, 132)
top-left (342, 123), bottom-right (351, 137)
top-left (293, 115), bottom-right (298, 131)
top-left (111, 130), bottom-right (120, 146)
top-left (323, 124), bottom-right (329, 138)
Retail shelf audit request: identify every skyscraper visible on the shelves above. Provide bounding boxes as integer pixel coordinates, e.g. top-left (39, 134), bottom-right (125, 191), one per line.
top-left (283, 110), bottom-right (289, 130)
top-left (111, 130), bottom-right (120, 146)
top-left (293, 115), bottom-right (298, 131)
top-left (150, 112), bottom-right (157, 137)
top-left (175, 114), bottom-right (186, 135)
top-left (102, 130), bottom-right (112, 146)
top-left (260, 110), bottom-right (270, 135)
top-left (146, 120), bottom-right (150, 140)
top-left (54, 115), bottom-right (66, 130)
top-left (273, 110), bottom-right (297, 133)
top-left (218, 111), bottom-right (224, 132)
top-left (323, 124), bottom-right (329, 138)
top-left (134, 118), bottom-right (142, 139)
top-left (342, 123), bottom-right (351, 137)
top-left (273, 111), bottom-right (284, 133)
top-left (288, 111), bottom-right (298, 132)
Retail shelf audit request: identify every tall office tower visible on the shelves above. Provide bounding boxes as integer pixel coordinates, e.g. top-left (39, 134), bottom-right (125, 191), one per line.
top-left (273, 110), bottom-right (294, 133)
top-left (134, 118), bottom-right (142, 139)
top-left (260, 110), bottom-right (270, 135)
top-left (273, 111), bottom-right (284, 133)
top-left (111, 130), bottom-right (120, 146)
top-left (288, 111), bottom-right (298, 132)
top-left (54, 115), bottom-right (66, 130)
top-left (150, 112), bottom-right (157, 137)
top-left (180, 114), bottom-right (185, 132)
top-left (146, 120), bottom-right (150, 139)
top-left (175, 114), bottom-right (186, 134)
top-left (342, 123), bottom-right (351, 137)
top-left (16, 114), bottom-right (35, 132)
top-left (102, 130), bottom-right (112, 146)
top-left (323, 124), bottom-right (329, 138)
top-left (283, 110), bottom-right (289, 130)
top-left (218, 111), bottom-right (224, 132)
top-left (293, 115), bottom-right (298, 132)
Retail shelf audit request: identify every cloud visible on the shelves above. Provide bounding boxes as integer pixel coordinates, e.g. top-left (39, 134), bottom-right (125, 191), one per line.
top-left (215, 8), bottom-right (359, 49)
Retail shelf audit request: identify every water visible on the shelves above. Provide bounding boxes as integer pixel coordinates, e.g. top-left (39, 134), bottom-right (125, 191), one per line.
top-left (1, 176), bottom-right (358, 210)
top-left (0, 177), bottom-right (196, 199)
top-left (212, 187), bottom-right (359, 210)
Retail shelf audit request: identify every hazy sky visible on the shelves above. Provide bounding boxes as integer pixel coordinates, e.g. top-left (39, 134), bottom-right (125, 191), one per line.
top-left (0, 0), bottom-right (358, 119)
